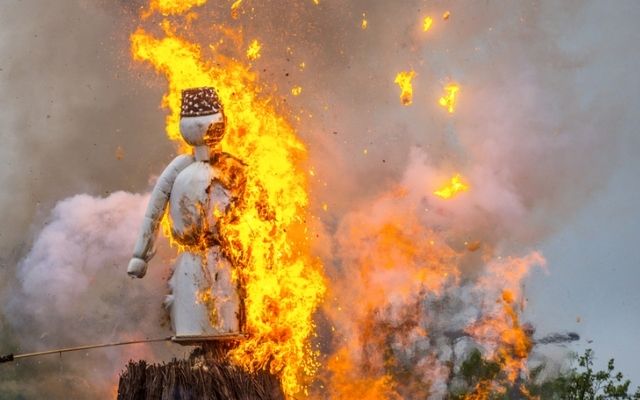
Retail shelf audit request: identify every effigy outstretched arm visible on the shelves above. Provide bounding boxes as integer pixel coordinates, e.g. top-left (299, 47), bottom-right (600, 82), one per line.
top-left (127, 154), bottom-right (194, 278)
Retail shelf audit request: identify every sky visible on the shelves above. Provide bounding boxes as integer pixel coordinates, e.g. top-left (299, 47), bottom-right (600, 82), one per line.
top-left (0, 0), bottom-right (639, 398)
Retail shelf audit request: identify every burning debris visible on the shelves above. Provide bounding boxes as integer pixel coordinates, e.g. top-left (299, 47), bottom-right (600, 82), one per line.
top-left (434, 173), bottom-right (470, 199)
top-left (439, 83), bottom-right (460, 113)
top-left (394, 70), bottom-right (416, 106)
top-left (423, 16), bottom-right (434, 32)
top-left (246, 39), bottom-right (262, 61)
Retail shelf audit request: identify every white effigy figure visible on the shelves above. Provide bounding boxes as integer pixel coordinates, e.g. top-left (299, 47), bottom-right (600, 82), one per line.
top-left (127, 87), bottom-right (244, 341)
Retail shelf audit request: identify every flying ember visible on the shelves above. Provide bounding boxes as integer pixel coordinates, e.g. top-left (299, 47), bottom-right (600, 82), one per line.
top-left (423, 16), bottom-right (433, 32)
top-left (246, 39), bottom-right (262, 61)
top-left (130, 11), bottom-right (325, 398)
top-left (439, 82), bottom-right (460, 113)
top-left (394, 70), bottom-right (416, 106)
top-left (230, 0), bottom-right (243, 19)
top-left (434, 173), bottom-right (469, 199)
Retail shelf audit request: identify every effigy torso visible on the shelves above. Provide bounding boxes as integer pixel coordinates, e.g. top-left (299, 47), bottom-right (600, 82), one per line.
top-left (169, 161), bottom-right (230, 248)
top-left (166, 159), bottom-right (240, 338)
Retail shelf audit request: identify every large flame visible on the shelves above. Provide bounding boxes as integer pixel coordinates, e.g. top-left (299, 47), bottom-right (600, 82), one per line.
top-left (423, 16), bottom-right (433, 32)
top-left (129, 2), bottom-right (544, 398)
top-left (130, 8), bottom-right (325, 398)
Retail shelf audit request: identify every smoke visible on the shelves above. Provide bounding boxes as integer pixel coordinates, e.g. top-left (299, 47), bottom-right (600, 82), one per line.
top-left (0, 0), bottom-right (636, 398)
top-left (0, 191), bottom-right (184, 398)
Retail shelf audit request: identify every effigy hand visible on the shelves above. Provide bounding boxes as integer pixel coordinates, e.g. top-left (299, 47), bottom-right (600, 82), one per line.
top-left (127, 257), bottom-right (148, 278)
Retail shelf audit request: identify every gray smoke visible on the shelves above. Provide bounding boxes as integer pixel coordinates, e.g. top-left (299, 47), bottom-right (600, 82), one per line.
top-left (0, 0), bottom-right (638, 398)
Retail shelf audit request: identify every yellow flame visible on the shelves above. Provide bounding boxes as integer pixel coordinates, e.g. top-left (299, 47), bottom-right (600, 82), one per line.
top-left (423, 16), bottom-right (433, 32)
top-left (361, 14), bottom-right (368, 30)
top-left (434, 173), bottom-right (469, 199)
top-left (291, 85), bottom-right (303, 96)
top-left (439, 82), bottom-right (459, 113)
top-left (246, 39), bottom-right (262, 61)
top-left (146, 0), bottom-right (207, 16)
top-left (394, 70), bottom-right (416, 106)
top-left (443, 10), bottom-right (451, 20)
top-left (130, 19), bottom-right (325, 397)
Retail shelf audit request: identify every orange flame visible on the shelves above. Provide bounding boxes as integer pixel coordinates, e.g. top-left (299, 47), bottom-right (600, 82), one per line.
top-left (439, 82), bottom-right (460, 113)
top-left (394, 70), bottom-right (416, 106)
top-left (130, 14), bottom-right (325, 398)
top-left (434, 173), bottom-right (469, 199)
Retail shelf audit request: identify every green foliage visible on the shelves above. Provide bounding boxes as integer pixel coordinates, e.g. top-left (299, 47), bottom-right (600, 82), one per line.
top-left (533, 349), bottom-right (640, 400)
top-left (449, 348), bottom-right (640, 399)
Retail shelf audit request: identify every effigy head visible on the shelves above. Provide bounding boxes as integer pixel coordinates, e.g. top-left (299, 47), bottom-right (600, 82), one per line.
top-left (179, 87), bottom-right (226, 147)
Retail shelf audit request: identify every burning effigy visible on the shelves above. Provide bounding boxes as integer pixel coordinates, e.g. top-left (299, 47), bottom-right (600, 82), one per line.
top-left (6, 1), bottom-right (637, 400)
top-left (127, 86), bottom-right (245, 340)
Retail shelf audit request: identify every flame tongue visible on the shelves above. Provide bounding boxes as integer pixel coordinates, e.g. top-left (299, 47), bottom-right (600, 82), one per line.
top-left (130, 16), bottom-right (325, 398)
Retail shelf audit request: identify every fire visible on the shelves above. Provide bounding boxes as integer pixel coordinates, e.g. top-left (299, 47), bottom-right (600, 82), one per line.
top-left (130, 6), bottom-right (325, 398)
top-left (463, 253), bottom-right (545, 399)
top-left (423, 16), bottom-right (433, 32)
top-left (394, 70), bottom-right (416, 106)
top-left (246, 39), bottom-right (262, 61)
top-left (434, 173), bottom-right (469, 199)
top-left (291, 85), bottom-right (303, 96)
top-left (439, 82), bottom-right (460, 113)
top-left (443, 10), bottom-right (451, 20)
top-left (230, 0), bottom-right (243, 19)
top-left (327, 348), bottom-right (401, 400)
top-left (146, 0), bottom-right (206, 16)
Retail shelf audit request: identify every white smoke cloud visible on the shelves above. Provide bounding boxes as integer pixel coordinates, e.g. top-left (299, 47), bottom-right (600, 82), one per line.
top-left (2, 191), bottom-right (181, 399)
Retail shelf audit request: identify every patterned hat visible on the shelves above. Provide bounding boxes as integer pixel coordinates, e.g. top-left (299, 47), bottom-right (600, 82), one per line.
top-left (180, 87), bottom-right (223, 117)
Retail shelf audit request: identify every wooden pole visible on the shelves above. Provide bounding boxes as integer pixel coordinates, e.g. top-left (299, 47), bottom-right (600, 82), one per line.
top-left (0, 337), bottom-right (172, 364)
